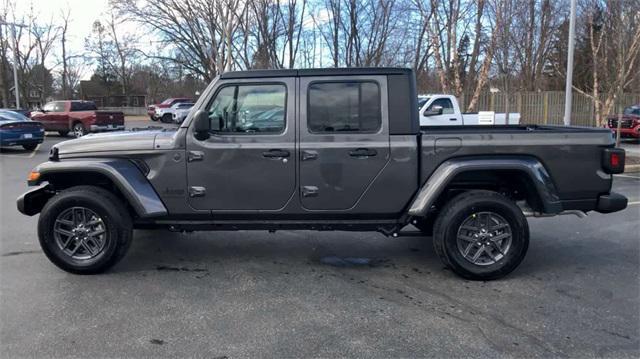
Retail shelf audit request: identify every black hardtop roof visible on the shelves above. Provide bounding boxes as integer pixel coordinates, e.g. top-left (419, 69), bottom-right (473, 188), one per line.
top-left (220, 67), bottom-right (412, 79)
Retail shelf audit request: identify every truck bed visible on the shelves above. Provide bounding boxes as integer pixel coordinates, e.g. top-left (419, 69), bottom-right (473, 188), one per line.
top-left (419, 124), bottom-right (615, 211)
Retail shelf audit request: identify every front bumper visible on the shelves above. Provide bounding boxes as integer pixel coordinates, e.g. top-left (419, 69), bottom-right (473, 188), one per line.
top-left (609, 126), bottom-right (640, 138)
top-left (596, 192), bottom-right (628, 213)
top-left (17, 184), bottom-right (53, 216)
top-left (90, 124), bottom-right (125, 132)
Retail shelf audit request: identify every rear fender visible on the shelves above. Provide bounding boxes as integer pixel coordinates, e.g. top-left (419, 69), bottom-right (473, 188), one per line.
top-left (408, 156), bottom-right (562, 216)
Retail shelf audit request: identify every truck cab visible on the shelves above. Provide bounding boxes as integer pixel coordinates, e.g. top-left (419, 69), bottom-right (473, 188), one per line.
top-left (419, 94), bottom-right (521, 126)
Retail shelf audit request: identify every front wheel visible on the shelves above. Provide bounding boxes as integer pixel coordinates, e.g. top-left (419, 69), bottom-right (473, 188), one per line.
top-left (161, 114), bottom-right (172, 123)
top-left (37, 186), bottom-right (133, 274)
top-left (432, 190), bottom-right (529, 280)
top-left (150, 116), bottom-right (158, 122)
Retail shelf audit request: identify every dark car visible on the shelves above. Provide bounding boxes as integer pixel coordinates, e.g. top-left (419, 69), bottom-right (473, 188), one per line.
top-left (17, 68), bottom-right (627, 280)
top-left (0, 110), bottom-right (44, 150)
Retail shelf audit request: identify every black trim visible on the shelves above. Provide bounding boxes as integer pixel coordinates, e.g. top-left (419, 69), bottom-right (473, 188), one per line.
top-left (220, 67), bottom-right (412, 79)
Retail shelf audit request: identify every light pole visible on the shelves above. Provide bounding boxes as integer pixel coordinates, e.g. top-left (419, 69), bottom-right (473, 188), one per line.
top-left (0, 20), bottom-right (27, 109)
top-left (563, 0), bottom-right (577, 126)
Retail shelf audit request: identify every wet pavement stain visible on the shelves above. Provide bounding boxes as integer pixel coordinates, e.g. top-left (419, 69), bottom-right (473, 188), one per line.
top-left (155, 265), bottom-right (208, 272)
top-left (149, 339), bottom-right (165, 345)
top-left (2, 250), bottom-right (41, 257)
top-left (319, 256), bottom-right (388, 268)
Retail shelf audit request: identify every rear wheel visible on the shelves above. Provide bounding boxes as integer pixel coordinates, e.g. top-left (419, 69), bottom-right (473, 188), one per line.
top-left (37, 186), bottom-right (133, 274)
top-left (150, 116), bottom-right (158, 122)
top-left (433, 190), bottom-right (529, 280)
top-left (22, 143), bottom-right (38, 151)
top-left (72, 122), bottom-right (85, 138)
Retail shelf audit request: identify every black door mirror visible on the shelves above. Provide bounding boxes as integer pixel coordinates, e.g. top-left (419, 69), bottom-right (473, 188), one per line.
top-left (423, 105), bottom-right (443, 116)
top-left (193, 110), bottom-right (211, 140)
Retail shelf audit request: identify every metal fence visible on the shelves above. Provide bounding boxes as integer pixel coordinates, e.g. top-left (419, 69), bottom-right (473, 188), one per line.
top-left (459, 92), bottom-right (640, 127)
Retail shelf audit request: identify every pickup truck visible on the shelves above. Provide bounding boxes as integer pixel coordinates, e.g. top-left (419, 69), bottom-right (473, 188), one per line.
top-left (17, 68), bottom-right (627, 280)
top-left (419, 94), bottom-right (520, 126)
top-left (606, 104), bottom-right (640, 138)
top-left (31, 101), bottom-right (125, 137)
top-left (172, 103), bottom-right (195, 124)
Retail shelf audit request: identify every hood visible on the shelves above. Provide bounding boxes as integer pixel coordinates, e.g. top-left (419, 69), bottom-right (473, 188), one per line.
top-left (54, 129), bottom-right (162, 156)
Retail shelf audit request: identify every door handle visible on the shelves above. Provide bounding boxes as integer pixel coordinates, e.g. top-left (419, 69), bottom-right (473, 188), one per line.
top-left (301, 150), bottom-right (318, 161)
top-left (349, 148), bottom-right (377, 157)
top-left (301, 186), bottom-right (319, 197)
top-left (262, 149), bottom-right (290, 158)
top-left (449, 118), bottom-right (457, 121)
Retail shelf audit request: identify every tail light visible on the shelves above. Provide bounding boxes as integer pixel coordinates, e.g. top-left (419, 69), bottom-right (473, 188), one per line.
top-left (602, 148), bottom-right (625, 174)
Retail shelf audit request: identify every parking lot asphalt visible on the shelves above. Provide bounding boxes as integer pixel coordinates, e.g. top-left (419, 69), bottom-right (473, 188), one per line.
top-left (1, 120), bottom-right (639, 358)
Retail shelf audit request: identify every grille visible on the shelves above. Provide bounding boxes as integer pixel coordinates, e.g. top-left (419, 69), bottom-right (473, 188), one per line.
top-left (609, 119), bottom-right (633, 128)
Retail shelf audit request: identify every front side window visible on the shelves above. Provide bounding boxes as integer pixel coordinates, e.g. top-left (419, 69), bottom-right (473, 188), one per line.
top-left (205, 84), bottom-right (286, 134)
top-left (427, 98), bottom-right (454, 115)
top-left (308, 81), bottom-right (381, 133)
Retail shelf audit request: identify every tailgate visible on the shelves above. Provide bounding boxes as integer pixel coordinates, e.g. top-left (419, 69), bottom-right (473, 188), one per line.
top-left (95, 111), bottom-right (125, 125)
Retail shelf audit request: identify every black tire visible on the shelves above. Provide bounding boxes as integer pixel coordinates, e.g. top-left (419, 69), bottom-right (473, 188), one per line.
top-left (58, 130), bottom-right (69, 137)
top-left (432, 190), bottom-right (529, 280)
top-left (150, 115), bottom-right (158, 121)
top-left (22, 143), bottom-right (38, 151)
top-left (72, 122), bottom-right (85, 138)
top-left (37, 186), bottom-right (133, 274)
top-left (161, 114), bottom-right (172, 123)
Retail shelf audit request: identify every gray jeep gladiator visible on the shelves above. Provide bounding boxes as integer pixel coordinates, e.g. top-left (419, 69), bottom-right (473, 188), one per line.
top-left (17, 68), bottom-right (628, 280)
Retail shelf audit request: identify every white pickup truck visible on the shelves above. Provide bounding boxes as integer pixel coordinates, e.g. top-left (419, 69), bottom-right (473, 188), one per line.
top-left (419, 94), bottom-right (520, 126)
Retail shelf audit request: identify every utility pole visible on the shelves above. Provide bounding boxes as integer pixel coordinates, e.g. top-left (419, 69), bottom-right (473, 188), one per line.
top-left (563, 0), bottom-right (577, 126)
top-left (0, 20), bottom-right (27, 109)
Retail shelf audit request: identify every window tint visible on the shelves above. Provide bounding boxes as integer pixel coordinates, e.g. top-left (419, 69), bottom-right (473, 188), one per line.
top-left (308, 82), bottom-right (381, 133)
top-left (70, 101), bottom-right (97, 111)
top-left (205, 84), bottom-right (286, 134)
top-left (428, 98), bottom-right (454, 114)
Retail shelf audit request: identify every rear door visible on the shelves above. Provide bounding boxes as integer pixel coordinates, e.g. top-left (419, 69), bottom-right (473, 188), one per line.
top-left (186, 77), bottom-right (296, 211)
top-left (298, 75), bottom-right (390, 210)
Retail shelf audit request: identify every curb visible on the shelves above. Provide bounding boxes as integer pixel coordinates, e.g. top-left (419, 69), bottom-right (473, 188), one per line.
top-left (624, 164), bottom-right (640, 173)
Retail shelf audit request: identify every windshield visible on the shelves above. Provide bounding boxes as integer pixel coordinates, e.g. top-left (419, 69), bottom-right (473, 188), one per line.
top-left (161, 99), bottom-right (174, 105)
top-left (418, 97), bottom-right (429, 109)
top-left (623, 106), bottom-right (640, 116)
top-left (0, 110), bottom-right (29, 122)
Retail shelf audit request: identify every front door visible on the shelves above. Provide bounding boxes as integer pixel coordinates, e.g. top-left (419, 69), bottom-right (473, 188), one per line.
top-left (299, 76), bottom-right (390, 211)
top-left (186, 78), bottom-right (296, 211)
top-left (420, 97), bottom-right (458, 126)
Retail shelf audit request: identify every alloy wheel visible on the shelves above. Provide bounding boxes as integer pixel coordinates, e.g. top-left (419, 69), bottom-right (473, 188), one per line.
top-left (456, 211), bottom-right (512, 266)
top-left (53, 207), bottom-right (107, 260)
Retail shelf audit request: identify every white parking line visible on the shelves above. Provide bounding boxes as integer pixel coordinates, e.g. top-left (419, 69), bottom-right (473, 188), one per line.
top-left (0, 143), bottom-right (43, 159)
top-left (628, 201), bottom-right (640, 206)
top-left (615, 174), bottom-right (640, 179)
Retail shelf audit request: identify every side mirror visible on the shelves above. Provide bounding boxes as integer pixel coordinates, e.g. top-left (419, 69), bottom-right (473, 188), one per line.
top-left (424, 105), bottom-right (443, 116)
top-left (193, 110), bottom-right (211, 140)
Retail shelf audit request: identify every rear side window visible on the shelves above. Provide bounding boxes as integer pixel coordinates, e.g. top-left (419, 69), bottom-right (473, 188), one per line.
top-left (70, 102), bottom-right (97, 111)
top-left (308, 81), bottom-right (381, 133)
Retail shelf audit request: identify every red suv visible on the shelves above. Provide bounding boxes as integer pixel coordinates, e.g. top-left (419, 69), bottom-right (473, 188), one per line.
top-left (606, 104), bottom-right (640, 139)
top-left (147, 98), bottom-right (193, 121)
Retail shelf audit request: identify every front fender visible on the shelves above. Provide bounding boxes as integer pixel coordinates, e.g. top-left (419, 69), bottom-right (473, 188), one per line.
top-left (23, 159), bottom-right (168, 218)
top-left (408, 156), bottom-right (562, 216)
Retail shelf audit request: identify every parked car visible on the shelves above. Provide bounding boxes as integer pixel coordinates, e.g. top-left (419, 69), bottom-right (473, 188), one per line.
top-left (147, 98), bottom-right (193, 121)
top-left (172, 103), bottom-right (195, 124)
top-left (0, 109), bottom-right (44, 150)
top-left (2, 108), bottom-right (32, 118)
top-left (18, 68), bottom-right (627, 280)
top-left (606, 104), bottom-right (640, 139)
top-left (418, 94), bottom-right (521, 126)
top-left (154, 102), bottom-right (193, 123)
top-left (30, 101), bottom-right (124, 138)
